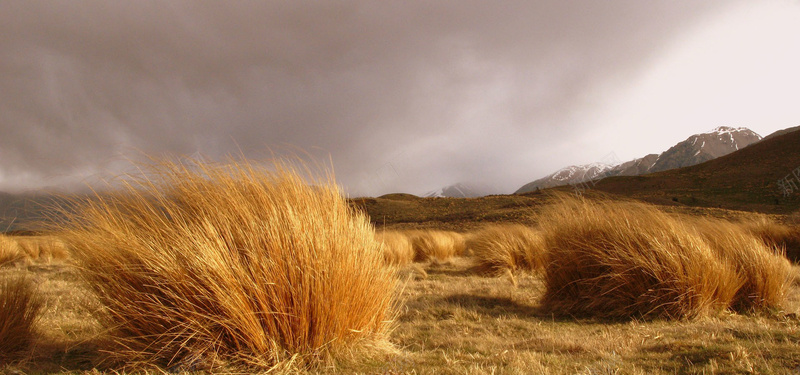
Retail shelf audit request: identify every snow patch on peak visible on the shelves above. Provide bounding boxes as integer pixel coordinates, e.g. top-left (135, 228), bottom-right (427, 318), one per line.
top-left (425, 187), bottom-right (446, 198)
top-left (703, 126), bottom-right (762, 140)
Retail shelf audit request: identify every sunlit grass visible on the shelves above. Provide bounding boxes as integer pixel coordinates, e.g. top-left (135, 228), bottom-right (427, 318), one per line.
top-left (0, 235), bottom-right (24, 267)
top-left (467, 224), bottom-right (547, 276)
top-left (56, 158), bottom-right (398, 371)
top-left (537, 195), bottom-right (743, 319)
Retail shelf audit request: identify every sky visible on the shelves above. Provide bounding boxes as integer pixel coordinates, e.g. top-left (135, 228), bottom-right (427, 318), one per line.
top-left (1, 1), bottom-right (799, 197)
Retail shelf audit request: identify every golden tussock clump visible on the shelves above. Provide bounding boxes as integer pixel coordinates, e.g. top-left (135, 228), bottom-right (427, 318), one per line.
top-left (407, 230), bottom-right (465, 262)
top-left (449, 231), bottom-right (467, 257)
top-left (692, 218), bottom-right (792, 312)
top-left (0, 275), bottom-right (43, 362)
top-left (376, 230), bottom-right (414, 266)
top-left (0, 235), bottom-right (24, 267)
top-left (15, 236), bottom-right (70, 264)
top-left (740, 215), bottom-right (800, 263)
top-left (467, 224), bottom-right (547, 276)
top-left (538, 195), bottom-right (742, 320)
top-left (57, 158), bottom-right (398, 371)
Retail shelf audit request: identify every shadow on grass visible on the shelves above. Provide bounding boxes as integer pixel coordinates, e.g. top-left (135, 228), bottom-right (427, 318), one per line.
top-left (424, 265), bottom-right (476, 278)
top-left (440, 293), bottom-right (645, 325)
top-left (24, 337), bottom-right (112, 373)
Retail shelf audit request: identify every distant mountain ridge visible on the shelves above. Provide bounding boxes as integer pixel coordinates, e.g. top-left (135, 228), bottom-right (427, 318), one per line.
top-left (591, 126), bottom-right (800, 213)
top-left (515, 126), bottom-right (762, 194)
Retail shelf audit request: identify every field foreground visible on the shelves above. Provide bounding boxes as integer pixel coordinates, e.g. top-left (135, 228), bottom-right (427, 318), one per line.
top-left (3, 255), bottom-right (800, 374)
top-left (3, 161), bottom-right (800, 373)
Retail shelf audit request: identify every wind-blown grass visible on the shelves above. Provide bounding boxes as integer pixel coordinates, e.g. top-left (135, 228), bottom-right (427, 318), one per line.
top-left (741, 216), bottom-right (800, 263)
top-left (57, 159), bottom-right (398, 371)
top-left (408, 230), bottom-right (465, 262)
top-left (15, 236), bottom-right (69, 264)
top-left (376, 230), bottom-right (414, 266)
top-left (467, 224), bottom-right (547, 275)
top-left (693, 218), bottom-right (792, 312)
top-left (0, 275), bottom-right (43, 362)
top-left (537, 195), bottom-right (742, 320)
top-left (0, 235), bottom-right (24, 267)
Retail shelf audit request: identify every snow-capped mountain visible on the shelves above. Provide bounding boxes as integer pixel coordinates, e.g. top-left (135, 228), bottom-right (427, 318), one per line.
top-left (515, 126), bottom-right (762, 194)
top-left (609, 153), bottom-right (660, 176)
top-left (648, 126), bottom-right (762, 173)
top-left (515, 162), bottom-right (619, 193)
top-left (424, 182), bottom-right (494, 198)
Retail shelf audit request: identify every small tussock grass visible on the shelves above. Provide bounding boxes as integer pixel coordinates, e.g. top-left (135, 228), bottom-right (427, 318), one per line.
top-left (467, 224), bottom-right (547, 276)
top-left (538, 195), bottom-right (742, 320)
top-left (376, 230), bottom-right (414, 266)
top-left (693, 218), bottom-right (792, 312)
top-left (56, 159), bottom-right (398, 371)
top-left (0, 275), bottom-right (43, 362)
top-left (450, 231), bottom-right (467, 257)
top-left (15, 236), bottom-right (70, 264)
top-left (408, 230), bottom-right (465, 262)
top-left (741, 216), bottom-right (800, 263)
top-left (0, 235), bottom-right (24, 267)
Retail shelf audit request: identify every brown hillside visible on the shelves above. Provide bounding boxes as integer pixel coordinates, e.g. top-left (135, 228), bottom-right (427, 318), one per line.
top-left (351, 194), bottom-right (542, 231)
top-left (591, 128), bottom-right (800, 213)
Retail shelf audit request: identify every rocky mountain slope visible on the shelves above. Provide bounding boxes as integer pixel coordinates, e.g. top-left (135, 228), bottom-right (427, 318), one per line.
top-left (590, 127), bottom-right (800, 213)
top-left (516, 126), bottom-right (762, 194)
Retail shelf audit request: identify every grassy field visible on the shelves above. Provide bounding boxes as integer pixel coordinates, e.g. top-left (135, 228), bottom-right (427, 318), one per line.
top-left (3, 160), bottom-right (800, 373)
top-left (2, 251), bottom-right (800, 374)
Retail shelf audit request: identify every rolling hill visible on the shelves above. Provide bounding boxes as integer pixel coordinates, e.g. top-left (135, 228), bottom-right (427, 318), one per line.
top-left (516, 126), bottom-right (763, 194)
top-left (588, 127), bottom-right (800, 213)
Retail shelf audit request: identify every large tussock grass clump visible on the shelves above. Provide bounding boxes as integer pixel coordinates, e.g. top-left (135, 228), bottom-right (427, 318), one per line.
top-left (408, 230), bottom-right (466, 262)
top-left (467, 224), bottom-right (547, 275)
top-left (0, 275), bottom-right (43, 362)
top-left (538, 196), bottom-right (742, 320)
top-left (693, 218), bottom-right (792, 312)
top-left (58, 159), bottom-right (398, 371)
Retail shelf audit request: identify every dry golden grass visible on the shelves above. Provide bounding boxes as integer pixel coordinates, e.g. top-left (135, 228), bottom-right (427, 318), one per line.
top-left (15, 236), bottom-right (70, 264)
top-left (537, 195), bottom-right (742, 320)
top-left (7, 257), bottom-right (800, 374)
top-left (376, 230), bottom-right (415, 266)
top-left (408, 230), bottom-right (464, 262)
top-left (385, 259), bottom-right (800, 374)
top-left (449, 231), bottom-right (467, 257)
top-left (55, 159), bottom-right (398, 371)
top-left (5, 185), bottom-right (800, 373)
top-left (741, 215), bottom-right (800, 263)
top-left (0, 274), bottom-right (44, 363)
top-left (693, 218), bottom-right (792, 312)
top-left (467, 224), bottom-right (547, 276)
top-left (0, 235), bottom-right (24, 267)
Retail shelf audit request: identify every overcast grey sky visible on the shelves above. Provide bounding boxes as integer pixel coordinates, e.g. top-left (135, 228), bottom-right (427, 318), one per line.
top-left (1, 1), bottom-right (799, 196)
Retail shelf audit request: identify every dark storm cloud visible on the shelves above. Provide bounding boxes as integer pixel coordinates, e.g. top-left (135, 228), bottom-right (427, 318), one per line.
top-left (0, 0), bottom-right (739, 194)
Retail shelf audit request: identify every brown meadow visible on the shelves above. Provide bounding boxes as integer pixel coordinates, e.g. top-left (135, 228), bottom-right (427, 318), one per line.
top-left (2, 167), bottom-right (800, 373)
